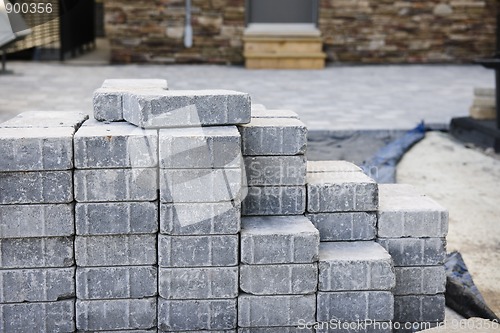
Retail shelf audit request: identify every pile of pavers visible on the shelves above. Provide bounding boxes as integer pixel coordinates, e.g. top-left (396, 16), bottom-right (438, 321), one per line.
top-left (469, 87), bottom-right (495, 120)
top-left (0, 79), bottom-right (448, 332)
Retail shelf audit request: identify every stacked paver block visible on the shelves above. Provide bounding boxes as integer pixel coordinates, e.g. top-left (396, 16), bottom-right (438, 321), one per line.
top-left (239, 110), bottom-right (307, 216)
top-left (305, 161), bottom-right (395, 333)
top-left (239, 216), bottom-right (319, 330)
top-left (377, 184), bottom-right (448, 332)
top-left (157, 126), bottom-right (243, 332)
top-left (73, 121), bottom-right (159, 332)
top-left (0, 111), bottom-right (88, 332)
top-left (469, 87), bottom-right (495, 120)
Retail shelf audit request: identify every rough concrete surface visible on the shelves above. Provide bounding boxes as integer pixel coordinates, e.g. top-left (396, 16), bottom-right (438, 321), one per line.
top-left (397, 132), bottom-right (500, 317)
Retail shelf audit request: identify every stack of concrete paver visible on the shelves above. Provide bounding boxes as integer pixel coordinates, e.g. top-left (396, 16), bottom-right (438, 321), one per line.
top-left (239, 215), bottom-right (319, 331)
top-left (377, 184), bottom-right (448, 333)
top-left (0, 79), bottom-right (451, 332)
top-left (239, 106), bottom-right (307, 216)
top-left (73, 120), bottom-right (159, 331)
top-left (469, 87), bottom-right (496, 120)
top-left (305, 161), bottom-right (396, 333)
top-left (0, 111), bottom-right (88, 332)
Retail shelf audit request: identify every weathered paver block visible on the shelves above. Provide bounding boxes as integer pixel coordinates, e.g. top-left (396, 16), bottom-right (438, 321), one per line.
top-left (242, 186), bottom-right (306, 216)
top-left (76, 298), bottom-right (157, 331)
top-left (394, 294), bottom-right (445, 322)
top-left (240, 329), bottom-right (314, 333)
top-left (240, 263), bottom-right (318, 295)
top-left (76, 202), bottom-right (158, 235)
top-left (307, 212), bottom-right (376, 241)
top-left (251, 108), bottom-right (300, 119)
top-left (378, 186), bottom-right (448, 238)
top-left (315, 324), bottom-right (392, 333)
top-left (0, 127), bottom-right (74, 171)
top-left (244, 155), bottom-right (306, 186)
top-left (0, 171), bottom-right (73, 204)
top-left (239, 118), bottom-right (307, 156)
top-left (0, 111), bottom-right (88, 129)
top-left (74, 122), bottom-right (158, 168)
top-left (317, 291), bottom-right (394, 321)
top-left (0, 300), bottom-right (75, 332)
top-left (0, 237), bottom-right (74, 268)
top-left (238, 294), bottom-right (316, 327)
top-left (0, 267), bottom-right (75, 303)
top-left (240, 216), bottom-right (319, 264)
top-left (158, 298), bottom-right (237, 331)
top-left (318, 242), bottom-right (395, 291)
top-left (160, 202), bottom-right (240, 235)
top-left (77, 266), bottom-right (157, 300)
top-left (0, 204), bottom-right (74, 238)
top-left (75, 234), bottom-right (156, 266)
top-left (307, 160), bottom-right (362, 173)
top-left (160, 168), bottom-right (241, 203)
top-left (394, 266), bottom-right (446, 295)
top-left (74, 168), bottom-right (157, 202)
top-left (158, 235), bottom-right (238, 267)
top-left (159, 126), bottom-right (241, 169)
top-left (307, 171), bottom-right (378, 212)
top-left (377, 238), bottom-right (447, 267)
top-left (123, 89), bottom-right (251, 128)
top-left (94, 79), bottom-right (169, 122)
top-left (159, 267), bottom-right (238, 299)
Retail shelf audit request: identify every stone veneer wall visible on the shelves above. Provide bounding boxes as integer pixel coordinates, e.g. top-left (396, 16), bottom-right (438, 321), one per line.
top-left (105, 0), bottom-right (496, 64)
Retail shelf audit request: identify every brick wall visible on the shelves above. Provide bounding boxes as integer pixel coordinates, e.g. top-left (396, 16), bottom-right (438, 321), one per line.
top-left (105, 0), bottom-right (496, 64)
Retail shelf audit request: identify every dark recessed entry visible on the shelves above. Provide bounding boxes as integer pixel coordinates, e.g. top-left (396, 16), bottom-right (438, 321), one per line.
top-left (246, 0), bottom-right (318, 24)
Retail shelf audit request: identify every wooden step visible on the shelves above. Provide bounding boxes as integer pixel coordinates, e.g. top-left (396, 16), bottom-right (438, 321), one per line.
top-left (244, 37), bottom-right (323, 54)
top-left (244, 52), bottom-right (326, 70)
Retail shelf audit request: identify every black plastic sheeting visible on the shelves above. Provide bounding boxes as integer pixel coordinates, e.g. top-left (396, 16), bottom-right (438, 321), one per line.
top-left (445, 251), bottom-right (500, 321)
top-left (361, 121), bottom-right (426, 183)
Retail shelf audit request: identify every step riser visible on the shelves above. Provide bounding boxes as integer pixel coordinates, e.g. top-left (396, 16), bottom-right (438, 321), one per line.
top-left (246, 58), bottom-right (325, 70)
top-left (244, 41), bottom-right (323, 54)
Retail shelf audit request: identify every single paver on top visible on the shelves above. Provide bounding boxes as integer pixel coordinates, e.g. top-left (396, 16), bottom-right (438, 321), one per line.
top-left (307, 171), bottom-right (378, 212)
top-left (158, 298), bottom-right (237, 331)
top-left (0, 170), bottom-right (73, 204)
top-left (240, 263), bottom-right (318, 295)
top-left (160, 202), bottom-right (240, 235)
top-left (0, 267), bottom-right (75, 303)
top-left (76, 266), bottom-right (157, 300)
top-left (0, 127), bottom-right (74, 171)
top-left (307, 160), bottom-right (362, 173)
top-left (94, 79), bottom-right (168, 122)
top-left (0, 204), bottom-right (74, 238)
top-left (318, 241), bottom-right (395, 292)
top-left (307, 212), bottom-right (376, 241)
top-left (0, 300), bottom-right (75, 333)
top-left (0, 111), bottom-right (88, 129)
top-left (394, 294), bottom-right (445, 322)
top-left (74, 121), bottom-right (158, 169)
top-left (244, 155), bottom-right (307, 186)
top-left (238, 294), bottom-right (316, 327)
top-left (317, 291), bottom-right (394, 322)
top-left (378, 185), bottom-right (448, 238)
top-left (239, 118), bottom-right (307, 156)
top-left (122, 89), bottom-right (251, 128)
top-left (394, 266), bottom-right (446, 296)
top-left (251, 109), bottom-right (300, 119)
top-left (76, 298), bottom-right (157, 331)
top-left (159, 267), bottom-right (238, 299)
top-left (159, 126), bottom-right (241, 169)
top-left (240, 216), bottom-right (319, 264)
